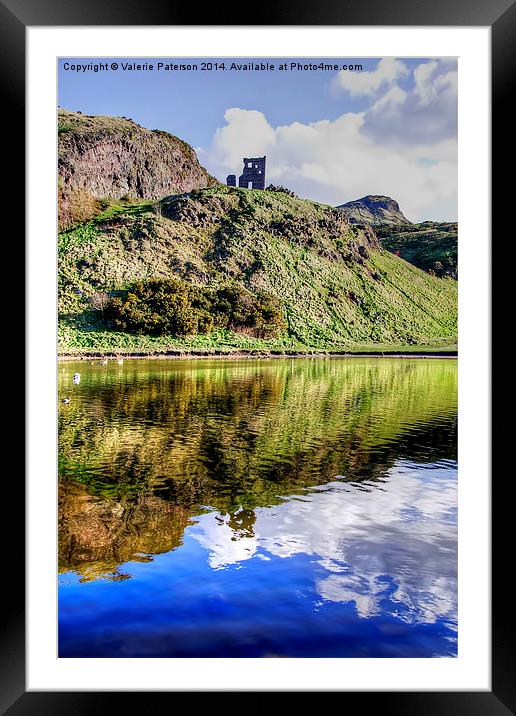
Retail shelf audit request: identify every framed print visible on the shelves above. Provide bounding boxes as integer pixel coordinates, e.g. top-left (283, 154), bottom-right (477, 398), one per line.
top-left (4, 0), bottom-right (510, 710)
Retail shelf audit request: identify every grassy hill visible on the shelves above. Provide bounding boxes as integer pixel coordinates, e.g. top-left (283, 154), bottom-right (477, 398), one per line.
top-left (58, 186), bottom-right (457, 354)
top-left (376, 222), bottom-right (458, 279)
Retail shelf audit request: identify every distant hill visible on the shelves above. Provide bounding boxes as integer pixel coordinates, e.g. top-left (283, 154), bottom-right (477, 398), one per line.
top-left (376, 222), bottom-right (458, 279)
top-left (338, 195), bottom-right (457, 279)
top-left (58, 108), bottom-right (218, 229)
top-left (338, 195), bottom-right (411, 226)
top-left (58, 185), bottom-right (457, 353)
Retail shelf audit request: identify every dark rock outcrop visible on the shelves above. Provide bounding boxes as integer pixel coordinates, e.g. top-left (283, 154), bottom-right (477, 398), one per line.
top-left (338, 195), bottom-right (412, 226)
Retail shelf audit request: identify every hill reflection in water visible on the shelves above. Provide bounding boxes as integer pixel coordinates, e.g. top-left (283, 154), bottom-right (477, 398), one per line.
top-left (58, 357), bottom-right (457, 657)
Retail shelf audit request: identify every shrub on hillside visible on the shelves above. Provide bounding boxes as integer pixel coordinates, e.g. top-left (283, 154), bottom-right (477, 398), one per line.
top-left (212, 285), bottom-right (286, 338)
top-left (107, 279), bottom-right (200, 336)
top-left (59, 187), bottom-right (102, 230)
top-left (265, 184), bottom-right (297, 197)
top-left (106, 278), bottom-right (286, 338)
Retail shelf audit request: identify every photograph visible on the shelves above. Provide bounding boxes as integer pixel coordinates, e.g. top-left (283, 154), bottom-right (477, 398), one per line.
top-left (56, 56), bottom-right (459, 659)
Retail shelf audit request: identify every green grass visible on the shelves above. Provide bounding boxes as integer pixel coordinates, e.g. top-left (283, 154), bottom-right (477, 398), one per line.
top-left (58, 186), bottom-right (457, 354)
top-left (59, 320), bottom-right (456, 356)
top-left (376, 221), bottom-right (457, 278)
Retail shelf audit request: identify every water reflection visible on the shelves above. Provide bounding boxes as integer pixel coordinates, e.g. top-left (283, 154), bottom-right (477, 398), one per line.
top-left (191, 461), bottom-right (456, 627)
top-left (59, 358), bottom-right (456, 503)
top-left (58, 358), bottom-right (457, 657)
top-left (58, 483), bottom-right (190, 581)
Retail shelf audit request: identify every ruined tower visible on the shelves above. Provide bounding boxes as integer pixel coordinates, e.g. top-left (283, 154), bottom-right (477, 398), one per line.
top-left (226, 156), bottom-right (266, 190)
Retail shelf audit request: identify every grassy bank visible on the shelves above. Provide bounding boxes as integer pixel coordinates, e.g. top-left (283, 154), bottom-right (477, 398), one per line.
top-left (58, 325), bottom-right (457, 359)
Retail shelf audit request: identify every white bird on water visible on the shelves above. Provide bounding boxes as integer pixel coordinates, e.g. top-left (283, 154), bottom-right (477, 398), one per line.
top-left (73, 373), bottom-right (81, 384)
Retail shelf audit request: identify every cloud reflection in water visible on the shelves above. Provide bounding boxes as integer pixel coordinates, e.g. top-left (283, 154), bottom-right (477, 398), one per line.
top-left (192, 459), bottom-right (457, 629)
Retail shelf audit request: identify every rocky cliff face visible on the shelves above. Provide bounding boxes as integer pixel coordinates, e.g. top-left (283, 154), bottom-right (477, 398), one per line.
top-left (338, 195), bottom-right (412, 226)
top-left (58, 108), bottom-right (218, 228)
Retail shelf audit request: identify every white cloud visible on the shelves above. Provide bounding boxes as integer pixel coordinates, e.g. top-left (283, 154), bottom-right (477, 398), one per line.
top-left (372, 85), bottom-right (407, 113)
top-left (211, 107), bottom-right (276, 172)
top-left (201, 60), bottom-right (457, 221)
top-left (333, 57), bottom-right (408, 97)
top-left (364, 59), bottom-right (458, 145)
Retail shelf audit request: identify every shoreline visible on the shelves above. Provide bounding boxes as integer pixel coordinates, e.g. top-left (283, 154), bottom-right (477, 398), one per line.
top-left (58, 349), bottom-right (458, 362)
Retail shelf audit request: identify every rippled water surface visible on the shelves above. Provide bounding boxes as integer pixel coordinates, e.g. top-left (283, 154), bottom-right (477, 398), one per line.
top-left (58, 357), bottom-right (457, 657)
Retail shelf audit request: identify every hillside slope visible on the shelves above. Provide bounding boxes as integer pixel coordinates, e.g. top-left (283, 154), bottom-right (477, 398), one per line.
top-left (58, 186), bottom-right (457, 353)
top-left (58, 108), bottom-right (218, 229)
top-left (338, 195), bottom-right (411, 226)
top-left (376, 222), bottom-right (458, 279)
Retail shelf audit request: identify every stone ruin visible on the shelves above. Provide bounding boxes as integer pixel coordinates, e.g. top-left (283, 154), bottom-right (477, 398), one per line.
top-left (226, 156), bottom-right (266, 190)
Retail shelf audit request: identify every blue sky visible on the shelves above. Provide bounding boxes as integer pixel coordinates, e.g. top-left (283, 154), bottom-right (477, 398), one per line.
top-left (58, 57), bottom-right (457, 221)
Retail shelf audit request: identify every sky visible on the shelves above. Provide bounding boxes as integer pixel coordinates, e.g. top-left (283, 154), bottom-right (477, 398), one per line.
top-left (58, 57), bottom-right (457, 222)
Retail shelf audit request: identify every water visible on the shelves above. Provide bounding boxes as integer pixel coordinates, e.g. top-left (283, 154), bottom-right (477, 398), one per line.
top-left (58, 357), bottom-right (457, 658)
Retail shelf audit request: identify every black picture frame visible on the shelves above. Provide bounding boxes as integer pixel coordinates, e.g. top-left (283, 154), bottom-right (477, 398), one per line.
top-left (4, 0), bottom-right (509, 711)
